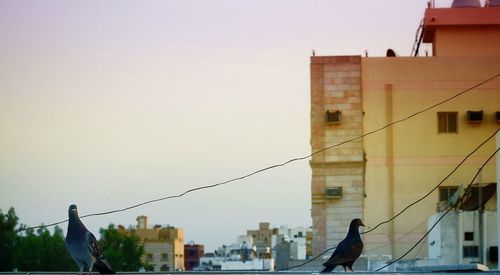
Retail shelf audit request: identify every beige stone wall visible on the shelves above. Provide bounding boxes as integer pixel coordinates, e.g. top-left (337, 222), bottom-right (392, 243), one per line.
top-left (361, 56), bottom-right (500, 258)
top-left (310, 56), bottom-right (364, 255)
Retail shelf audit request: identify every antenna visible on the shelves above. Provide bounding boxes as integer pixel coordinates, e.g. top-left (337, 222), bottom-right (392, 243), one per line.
top-left (411, 19), bottom-right (424, 57)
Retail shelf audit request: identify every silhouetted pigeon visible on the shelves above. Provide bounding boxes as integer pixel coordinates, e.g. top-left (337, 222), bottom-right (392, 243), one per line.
top-left (321, 218), bottom-right (364, 273)
top-left (65, 204), bottom-right (115, 275)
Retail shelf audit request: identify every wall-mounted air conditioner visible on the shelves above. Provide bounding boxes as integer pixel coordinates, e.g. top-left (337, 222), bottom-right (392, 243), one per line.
top-left (466, 110), bottom-right (483, 124)
top-left (325, 187), bottom-right (342, 199)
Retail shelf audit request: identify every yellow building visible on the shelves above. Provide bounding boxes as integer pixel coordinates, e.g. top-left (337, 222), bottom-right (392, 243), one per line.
top-left (133, 215), bottom-right (185, 271)
top-left (310, 1), bottom-right (500, 262)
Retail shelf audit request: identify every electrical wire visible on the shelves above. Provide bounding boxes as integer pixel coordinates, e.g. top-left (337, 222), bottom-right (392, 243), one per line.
top-left (279, 128), bottom-right (499, 271)
top-left (363, 219), bottom-right (428, 254)
top-left (22, 73), bottom-right (500, 232)
top-left (275, 245), bottom-right (337, 271)
top-left (363, 128), bottom-right (499, 235)
top-left (375, 145), bottom-right (500, 271)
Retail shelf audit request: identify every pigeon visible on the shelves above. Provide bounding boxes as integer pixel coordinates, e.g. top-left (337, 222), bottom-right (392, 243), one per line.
top-left (65, 204), bottom-right (115, 275)
top-left (321, 218), bottom-right (364, 273)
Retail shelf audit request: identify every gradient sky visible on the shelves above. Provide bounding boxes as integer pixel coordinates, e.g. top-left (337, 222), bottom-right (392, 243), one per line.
top-left (0, 0), bottom-right (436, 251)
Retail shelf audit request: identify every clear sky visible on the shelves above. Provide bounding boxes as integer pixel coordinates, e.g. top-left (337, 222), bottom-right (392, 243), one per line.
top-left (0, 0), bottom-right (433, 251)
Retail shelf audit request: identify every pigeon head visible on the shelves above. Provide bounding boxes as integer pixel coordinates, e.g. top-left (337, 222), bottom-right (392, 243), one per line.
top-left (67, 204), bottom-right (86, 232)
top-left (68, 204), bottom-right (79, 218)
top-left (349, 218), bottom-right (365, 231)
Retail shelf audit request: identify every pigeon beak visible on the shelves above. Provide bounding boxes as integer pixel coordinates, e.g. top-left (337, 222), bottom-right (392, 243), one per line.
top-left (360, 221), bottom-right (365, 227)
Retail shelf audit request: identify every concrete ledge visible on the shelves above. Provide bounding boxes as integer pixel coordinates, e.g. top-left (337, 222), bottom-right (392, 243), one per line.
top-left (396, 263), bottom-right (489, 272)
top-left (1, 270), bottom-right (498, 275)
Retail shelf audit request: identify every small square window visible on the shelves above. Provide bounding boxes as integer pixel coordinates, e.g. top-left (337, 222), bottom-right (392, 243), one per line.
top-left (160, 264), bottom-right (169, 271)
top-left (438, 112), bottom-right (458, 133)
top-left (464, 232), bottom-right (474, 241)
top-left (161, 253), bottom-right (168, 261)
top-left (146, 253), bottom-right (153, 262)
top-left (490, 246), bottom-right (498, 262)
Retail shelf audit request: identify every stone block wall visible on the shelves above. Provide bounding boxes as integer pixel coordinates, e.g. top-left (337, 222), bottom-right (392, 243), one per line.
top-left (310, 55), bottom-right (365, 255)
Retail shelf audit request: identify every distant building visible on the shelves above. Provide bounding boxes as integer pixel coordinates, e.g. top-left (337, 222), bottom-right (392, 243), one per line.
top-left (133, 216), bottom-right (185, 271)
top-left (306, 230), bottom-right (313, 258)
top-left (272, 225), bottom-right (312, 270)
top-left (271, 225), bottom-right (311, 260)
top-left (247, 222), bottom-right (274, 258)
top-left (310, 0), bottom-right (500, 269)
top-left (196, 237), bottom-right (273, 271)
top-left (184, 243), bottom-right (204, 270)
top-left (196, 256), bottom-right (274, 271)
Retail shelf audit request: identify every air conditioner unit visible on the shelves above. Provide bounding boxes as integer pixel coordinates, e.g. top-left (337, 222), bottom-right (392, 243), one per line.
top-left (467, 110), bottom-right (483, 124)
top-left (325, 110), bottom-right (342, 124)
top-left (325, 187), bottom-right (342, 199)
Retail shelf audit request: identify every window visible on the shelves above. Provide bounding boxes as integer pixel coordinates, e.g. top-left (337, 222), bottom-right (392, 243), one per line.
top-left (146, 253), bottom-right (153, 262)
top-left (161, 253), bottom-right (168, 261)
top-left (464, 232), bottom-right (474, 241)
top-left (439, 186), bottom-right (458, 202)
top-left (438, 112), bottom-right (458, 133)
top-left (160, 264), bottom-right (169, 271)
top-left (490, 246), bottom-right (498, 262)
top-left (463, 245), bottom-right (479, 258)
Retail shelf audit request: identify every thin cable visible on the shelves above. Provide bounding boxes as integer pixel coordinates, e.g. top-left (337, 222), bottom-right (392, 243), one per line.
top-left (364, 219), bottom-right (428, 254)
top-left (375, 145), bottom-right (500, 271)
top-left (281, 128), bottom-right (498, 271)
top-left (363, 128), bottom-right (499, 235)
top-left (24, 73), bottom-right (500, 231)
top-left (276, 246), bottom-right (337, 271)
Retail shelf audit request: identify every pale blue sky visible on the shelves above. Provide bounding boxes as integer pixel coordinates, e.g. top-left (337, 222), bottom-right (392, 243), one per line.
top-left (1, 0), bottom-right (430, 251)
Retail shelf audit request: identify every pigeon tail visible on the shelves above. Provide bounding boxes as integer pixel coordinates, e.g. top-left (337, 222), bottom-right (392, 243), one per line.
top-left (320, 264), bottom-right (337, 273)
top-left (94, 259), bottom-right (115, 274)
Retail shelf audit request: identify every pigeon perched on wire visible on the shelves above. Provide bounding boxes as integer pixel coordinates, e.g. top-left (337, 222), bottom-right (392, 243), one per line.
top-left (65, 204), bottom-right (115, 275)
top-left (321, 218), bottom-right (364, 273)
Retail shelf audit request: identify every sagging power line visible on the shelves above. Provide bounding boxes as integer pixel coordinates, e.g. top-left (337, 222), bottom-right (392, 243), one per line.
top-left (23, 73), bottom-right (500, 233)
